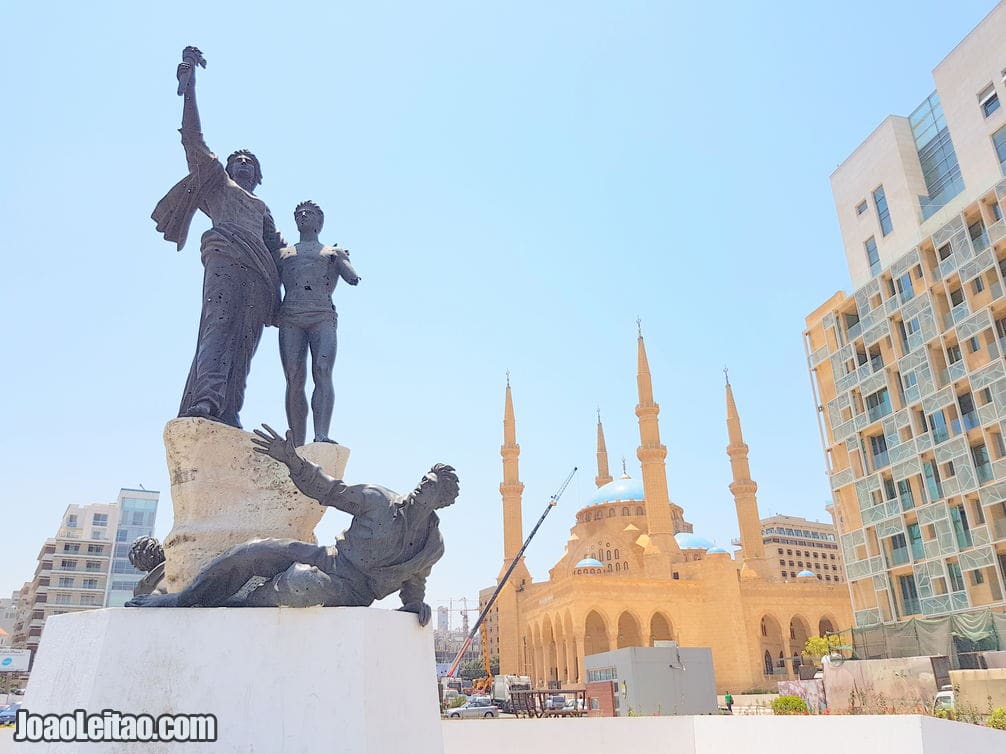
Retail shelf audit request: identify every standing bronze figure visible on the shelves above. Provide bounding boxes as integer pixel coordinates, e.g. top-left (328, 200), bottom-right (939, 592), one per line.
top-left (152, 46), bottom-right (285, 428)
top-left (277, 201), bottom-right (361, 446)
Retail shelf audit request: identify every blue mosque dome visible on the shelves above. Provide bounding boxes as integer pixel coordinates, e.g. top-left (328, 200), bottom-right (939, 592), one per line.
top-left (575, 558), bottom-right (605, 568)
top-left (706, 546), bottom-right (730, 554)
top-left (674, 533), bottom-right (714, 550)
top-left (797, 570), bottom-right (816, 579)
top-left (587, 476), bottom-right (645, 506)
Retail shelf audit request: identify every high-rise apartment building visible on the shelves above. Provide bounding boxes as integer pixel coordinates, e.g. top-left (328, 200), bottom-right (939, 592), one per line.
top-left (105, 489), bottom-right (160, 607)
top-left (11, 488), bottom-right (161, 666)
top-left (759, 515), bottom-right (844, 584)
top-left (805, 4), bottom-right (1006, 628)
top-left (11, 503), bottom-right (119, 663)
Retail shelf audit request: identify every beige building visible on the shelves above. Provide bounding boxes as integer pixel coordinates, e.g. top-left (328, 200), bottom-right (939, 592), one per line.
top-left (0, 594), bottom-right (17, 649)
top-left (491, 332), bottom-right (851, 693)
top-left (805, 4), bottom-right (1006, 628)
top-left (758, 515), bottom-right (844, 584)
top-left (11, 503), bottom-right (119, 665)
top-left (478, 585), bottom-right (500, 668)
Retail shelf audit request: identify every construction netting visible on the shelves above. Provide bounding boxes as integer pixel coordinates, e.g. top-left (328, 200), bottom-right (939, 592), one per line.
top-left (844, 609), bottom-right (1006, 668)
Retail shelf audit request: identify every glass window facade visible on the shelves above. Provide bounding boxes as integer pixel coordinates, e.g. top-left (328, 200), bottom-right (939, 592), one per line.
top-left (950, 505), bottom-right (973, 549)
top-left (873, 186), bottom-right (893, 236)
top-left (948, 562), bottom-right (965, 592)
top-left (104, 494), bottom-right (159, 607)
top-left (907, 523), bottom-right (924, 561)
top-left (866, 388), bottom-right (892, 421)
top-left (994, 126), bottom-right (1006, 175)
top-left (865, 237), bottom-right (880, 276)
top-left (980, 87), bottom-right (1001, 118)
top-left (899, 574), bottom-right (921, 616)
top-left (888, 534), bottom-right (909, 565)
top-left (911, 93), bottom-right (965, 220)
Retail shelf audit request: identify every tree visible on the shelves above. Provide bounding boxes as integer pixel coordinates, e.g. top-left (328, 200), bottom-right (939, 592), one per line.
top-left (457, 656), bottom-right (498, 680)
top-left (803, 634), bottom-right (842, 666)
top-left (458, 659), bottom-right (486, 680)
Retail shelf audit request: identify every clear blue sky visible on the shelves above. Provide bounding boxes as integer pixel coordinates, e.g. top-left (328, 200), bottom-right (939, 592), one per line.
top-left (2, 1), bottom-right (998, 625)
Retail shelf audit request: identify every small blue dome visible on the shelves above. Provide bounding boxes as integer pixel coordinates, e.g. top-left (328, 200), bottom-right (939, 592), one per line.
top-left (796, 570), bottom-right (816, 578)
top-left (675, 533), bottom-right (714, 550)
top-left (575, 558), bottom-right (605, 568)
top-left (707, 546), bottom-right (730, 554)
top-left (588, 476), bottom-right (645, 506)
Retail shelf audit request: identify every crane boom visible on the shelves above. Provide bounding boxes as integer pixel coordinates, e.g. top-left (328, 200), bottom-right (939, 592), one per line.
top-left (447, 467), bottom-right (577, 679)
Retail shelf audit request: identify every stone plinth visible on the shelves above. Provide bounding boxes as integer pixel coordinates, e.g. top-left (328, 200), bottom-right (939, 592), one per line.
top-left (162, 418), bottom-right (349, 591)
top-left (21, 608), bottom-right (444, 753)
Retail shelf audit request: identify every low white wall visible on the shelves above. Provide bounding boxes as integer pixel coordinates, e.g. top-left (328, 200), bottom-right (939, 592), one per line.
top-left (19, 608), bottom-right (443, 754)
top-left (441, 715), bottom-right (1004, 754)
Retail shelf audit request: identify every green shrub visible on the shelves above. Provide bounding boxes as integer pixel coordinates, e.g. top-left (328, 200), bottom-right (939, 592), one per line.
top-left (989, 707), bottom-right (1006, 731)
top-left (771, 695), bottom-right (808, 715)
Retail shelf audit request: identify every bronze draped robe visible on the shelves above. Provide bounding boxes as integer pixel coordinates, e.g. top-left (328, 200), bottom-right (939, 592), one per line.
top-left (152, 137), bottom-right (283, 427)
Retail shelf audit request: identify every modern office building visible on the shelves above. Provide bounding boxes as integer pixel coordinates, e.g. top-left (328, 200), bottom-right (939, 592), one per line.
top-left (758, 515), bottom-right (844, 584)
top-left (105, 488), bottom-right (160, 607)
top-left (11, 503), bottom-right (119, 665)
top-left (436, 606), bottom-right (450, 634)
top-left (805, 4), bottom-right (1006, 629)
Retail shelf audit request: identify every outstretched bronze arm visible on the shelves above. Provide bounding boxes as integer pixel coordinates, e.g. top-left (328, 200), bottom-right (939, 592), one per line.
top-left (177, 46), bottom-right (206, 132)
top-left (251, 424), bottom-right (365, 515)
top-left (176, 46), bottom-right (214, 172)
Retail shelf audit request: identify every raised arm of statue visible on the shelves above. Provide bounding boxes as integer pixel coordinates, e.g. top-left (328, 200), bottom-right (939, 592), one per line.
top-left (176, 46), bottom-right (213, 172)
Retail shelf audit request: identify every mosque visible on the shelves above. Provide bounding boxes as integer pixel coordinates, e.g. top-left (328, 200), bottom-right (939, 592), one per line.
top-left (490, 331), bottom-right (853, 692)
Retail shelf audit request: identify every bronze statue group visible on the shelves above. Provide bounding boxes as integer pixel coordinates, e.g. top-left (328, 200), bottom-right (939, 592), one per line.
top-left (128, 47), bottom-right (458, 625)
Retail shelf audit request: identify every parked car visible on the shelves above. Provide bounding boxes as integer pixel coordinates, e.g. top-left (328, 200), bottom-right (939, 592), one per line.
top-left (446, 697), bottom-right (498, 719)
top-left (0, 704), bottom-right (21, 725)
top-left (933, 686), bottom-right (955, 714)
top-left (545, 695), bottom-right (567, 710)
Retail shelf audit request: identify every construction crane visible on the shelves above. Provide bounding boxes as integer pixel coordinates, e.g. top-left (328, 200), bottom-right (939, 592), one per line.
top-left (446, 466), bottom-right (578, 693)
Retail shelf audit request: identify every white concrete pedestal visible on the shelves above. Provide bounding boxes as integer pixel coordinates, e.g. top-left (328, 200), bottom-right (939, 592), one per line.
top-left (21, 608), bottom-right (443, 753)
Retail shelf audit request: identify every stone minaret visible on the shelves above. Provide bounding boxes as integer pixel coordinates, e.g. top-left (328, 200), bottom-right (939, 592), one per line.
top-left (725, 371), bottom-right (771, 578)
top-left (500, 376), bottom-right (525, 565)
top-left (595, 410), bottom-right (613, 488)
top-left (497, 376), bottom-right (531, 675)
top-left (634, 326), bottom-right (684, 574)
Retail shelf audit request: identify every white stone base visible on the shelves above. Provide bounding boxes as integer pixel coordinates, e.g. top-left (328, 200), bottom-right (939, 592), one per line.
top-left (20, 608), bottom-right (443, 753)
top-left (440, 715), bottom-right (1003, 754)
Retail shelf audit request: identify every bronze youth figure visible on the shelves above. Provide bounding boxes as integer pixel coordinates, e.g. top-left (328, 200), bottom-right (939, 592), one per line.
top-left (276, 201), bottom-right (361, 446)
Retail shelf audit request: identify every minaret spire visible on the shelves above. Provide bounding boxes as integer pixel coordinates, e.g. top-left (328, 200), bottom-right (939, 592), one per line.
top-left (595, 410), bottom-right (613, 488)
top-left (633, 327), bottom-right (683, 573)
top-left (497, 375), bottom-right (532, 677)
top-left (501, 377), bottom-right (525, 563)
top-left (725, 372), bottom-right (767, 569)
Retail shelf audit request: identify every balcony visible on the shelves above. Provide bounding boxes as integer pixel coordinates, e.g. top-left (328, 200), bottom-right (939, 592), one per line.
top-left (971, 231), bottom-right (991, 253)
top-left (867, 401), bottom-right (893, 423)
